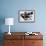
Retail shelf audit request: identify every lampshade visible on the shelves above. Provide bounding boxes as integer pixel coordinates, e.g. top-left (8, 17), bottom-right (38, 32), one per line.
top-left (5, 18), bottom-right (14, 25)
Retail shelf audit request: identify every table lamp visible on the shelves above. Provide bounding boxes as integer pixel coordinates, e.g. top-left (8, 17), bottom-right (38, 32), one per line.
top-left (5, 18), bottom-right (14, 35)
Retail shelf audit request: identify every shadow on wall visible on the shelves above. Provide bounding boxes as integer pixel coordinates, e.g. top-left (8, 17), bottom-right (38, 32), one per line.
top-left (0, 16), bottom-right (5, 46)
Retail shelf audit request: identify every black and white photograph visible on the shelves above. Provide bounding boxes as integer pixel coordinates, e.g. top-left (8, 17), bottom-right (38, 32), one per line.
top-left (18, 10), bottom-right (35, 23)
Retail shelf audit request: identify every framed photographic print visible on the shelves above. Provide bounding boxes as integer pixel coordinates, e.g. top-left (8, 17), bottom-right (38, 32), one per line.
top-left (18, 10), bottom-right (35, 23)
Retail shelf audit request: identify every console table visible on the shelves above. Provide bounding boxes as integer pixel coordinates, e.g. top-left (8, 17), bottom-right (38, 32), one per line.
top-left (4, 32), bottom-right (43, 46)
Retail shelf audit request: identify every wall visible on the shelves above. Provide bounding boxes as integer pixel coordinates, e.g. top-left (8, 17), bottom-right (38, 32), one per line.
top-left (0, 0), bottom-right (46, 32)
